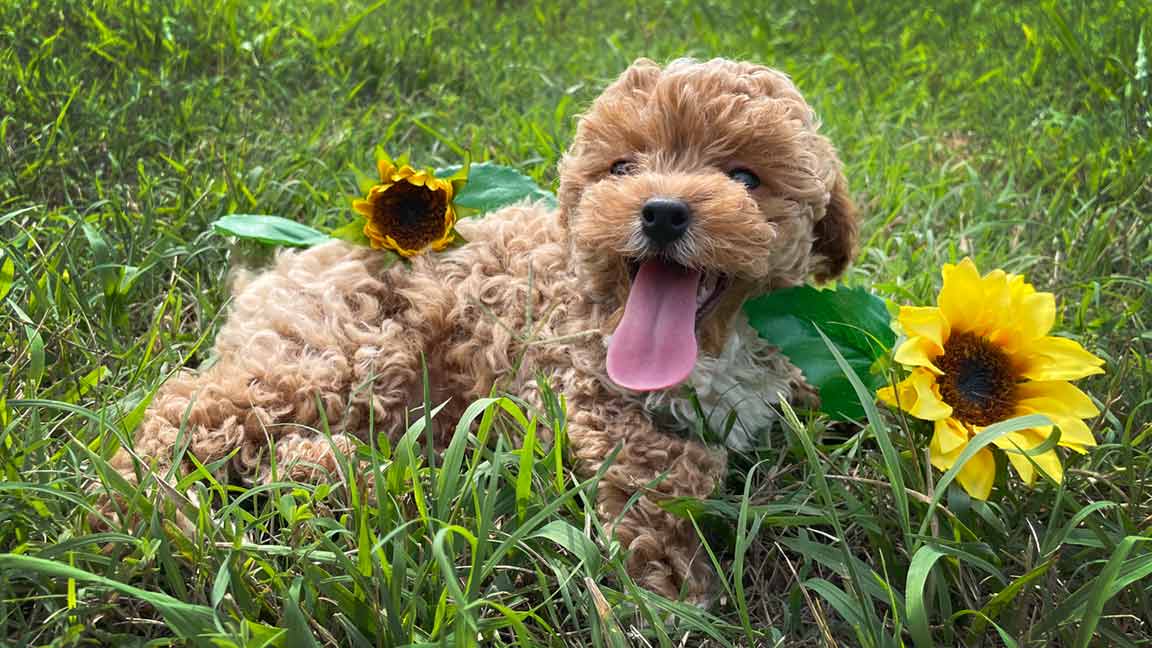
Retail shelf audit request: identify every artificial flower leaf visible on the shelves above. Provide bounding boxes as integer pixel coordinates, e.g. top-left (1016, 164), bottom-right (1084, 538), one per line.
top-left (436, 162), bottom-right (555, 214)
top-left (212, 214), bottom-right (331, 248)
top-left (744, 285), bottom-right (895, 420)
top-left (329, 215), bottom-right (371, 246)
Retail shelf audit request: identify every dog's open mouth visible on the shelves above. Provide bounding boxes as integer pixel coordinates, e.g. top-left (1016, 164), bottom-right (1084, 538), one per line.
top-left (625, 259), bottom-right (730, 320)
top-left (607, 258), bottom-right (730, 392)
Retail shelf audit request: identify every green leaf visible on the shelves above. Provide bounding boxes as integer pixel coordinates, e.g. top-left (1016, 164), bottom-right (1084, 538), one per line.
top-left (212, 214), bottom-right (331, 248)
top-left (329, 215), bottom-right (371, 246)
top-left (744, 285), bottom-right (895, 419)
top-left (437, 162), bottom-right (555, 214)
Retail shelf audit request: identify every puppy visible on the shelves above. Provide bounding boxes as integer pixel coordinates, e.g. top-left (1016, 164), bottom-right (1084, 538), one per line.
top-left (106, 57), bottom-right (858, 603)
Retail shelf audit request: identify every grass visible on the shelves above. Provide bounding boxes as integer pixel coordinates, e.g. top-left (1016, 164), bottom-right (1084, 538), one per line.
top-left (1, 0), bottom-right (1150, 645)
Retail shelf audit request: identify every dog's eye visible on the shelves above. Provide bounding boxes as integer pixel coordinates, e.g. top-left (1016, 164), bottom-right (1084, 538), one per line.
top-left (610, 160), bottom-right (638, 176)
top-left (728, 168), bottom-right (761, 190)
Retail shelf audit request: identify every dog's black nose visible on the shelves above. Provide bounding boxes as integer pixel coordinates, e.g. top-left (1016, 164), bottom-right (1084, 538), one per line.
top-left (641, 198), bottom-right (692, 246)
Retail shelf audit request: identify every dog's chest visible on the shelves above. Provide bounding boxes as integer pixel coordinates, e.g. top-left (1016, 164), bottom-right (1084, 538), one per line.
top-left (639, 321), bottom-right (795, 451)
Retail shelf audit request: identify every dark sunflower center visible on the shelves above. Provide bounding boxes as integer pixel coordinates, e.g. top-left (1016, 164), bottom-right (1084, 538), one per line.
top-left (936, 331), bottom-right (1018, 426)
top-left (372, 182), bottom-right (449, 249)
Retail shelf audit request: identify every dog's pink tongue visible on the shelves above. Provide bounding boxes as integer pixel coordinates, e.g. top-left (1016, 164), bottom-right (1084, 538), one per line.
top-left (607, 259), bottom-right (701, 391)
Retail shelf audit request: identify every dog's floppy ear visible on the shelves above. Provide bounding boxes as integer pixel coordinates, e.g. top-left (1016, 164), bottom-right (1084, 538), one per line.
top-left (811, 168), bottom-right (859, 281)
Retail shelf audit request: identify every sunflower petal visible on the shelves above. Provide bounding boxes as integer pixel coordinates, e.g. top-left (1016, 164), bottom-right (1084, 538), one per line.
top-left (431, 177), bottom-right (456, 200)
top-left (893, 306), bottom-right (948, 372)
top-left (1015, 289), bottom-right (1056, 342)
top-left (377, 159), bottom-right (397, 182)
top-left (1029, 448), bottom-right (1064, 484)
top-left (976, 269), bottom-right (1013, 331)
top-left (928, 424), bottom-right (998, 499)
top-left (1051, 415), bottom-right (1097, 451)
top-left (352, 200), bottom-right (374, 217)
top-left (390, 166), bottom-right (416, 183)
top-left (878, 369), bottom-right (953, 421)
top-left (367, 183), bottom-right (393, 199)
top-left (1018, 336), bottom-right (1105, 381)
top-left (933, 418), bottom-right (970, 455)
top-left (894, 337), bottom-right (945, 373)
top-left (1015, 405), bottom-right (1098, 451)
top-left (928, 432), bottom-right (959, 472)
top-left (429, 233), bottom-right (456, 251)
top-left (937, 258), bottom-right (983, 332)
top-left (877, 384), bottom-right (899, 407)
top-left (959, 448), bottom-right (996, 500)
top-left (988, 278), bottom-right (1056, 352)
top-left (898, 306), bottom-right (950, 346)
top-left (1017, 381), bottom-right (1100, 418)
top-left (406, 170), bottom-right (429, 186)
top-left (996, 431), bottom-right (1038, 485)
top-left (907, 368), bottom-right (954, 420)
top-left (936, 444), bottom-right (996, 501)
top-left (995, 428), bottom-right (1066, 486)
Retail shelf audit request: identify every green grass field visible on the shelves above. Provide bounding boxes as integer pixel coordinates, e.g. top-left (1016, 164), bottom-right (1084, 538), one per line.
top-left (2, 0), bottom-right (1150, 645)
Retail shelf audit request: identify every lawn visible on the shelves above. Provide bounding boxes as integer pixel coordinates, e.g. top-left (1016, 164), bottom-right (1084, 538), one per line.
top-left (1, 0), bottom-right (1150, 646)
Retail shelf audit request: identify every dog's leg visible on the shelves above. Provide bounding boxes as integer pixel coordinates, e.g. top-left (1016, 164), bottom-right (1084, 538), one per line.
top-left (567, 400), bottom-right (726, 604)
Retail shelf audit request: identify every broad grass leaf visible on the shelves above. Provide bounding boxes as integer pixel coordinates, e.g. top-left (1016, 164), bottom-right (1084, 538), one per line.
top-left (744, 285), bottom-right (894, 419)
top-left (916, 414), bottom-right (1052, 539)
top-left (23, 325), bottom-right (45, 390)
top-left (906, 544), bottom-right (948, 648)
top-left (1073, 536), bottom-right (1152, 647)
top-left (0, 554), bottom-right (216, 644)
top-left (437, 162), bottom-right (555, 213)
top-left (949, 611), bottom-right (1020, 648)
top-left (816, 325), bottom-right (911, 540)
top-left (972, 558), bottom-right (1053, 637)
top-left (0, 254), bottom-right (14, 301)
top-left (284, 577), bottom-right (322, 648)
top-left (803, 578), bottom-right (872, 641)
top-left (515, 417), bottom-right (538, 523)
top-left (81, 222), bottom-right (117, 297)
top-left (212, 215), bottom-right (331, 248)
top-left (1036, 552), bottom-right (1152, 635)
top-left (529, 520), bottom-right (602, 572)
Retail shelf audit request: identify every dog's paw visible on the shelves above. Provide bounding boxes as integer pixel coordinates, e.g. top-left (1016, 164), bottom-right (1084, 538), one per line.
top-left (626, 532), bottom-right (716, 607)
top-left (86, 478), bottom-right (197, 536)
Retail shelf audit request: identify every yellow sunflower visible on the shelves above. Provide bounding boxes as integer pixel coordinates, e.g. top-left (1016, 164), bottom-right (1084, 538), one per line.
top-left (878, 258), bottom-right (1105, 500)
top-left (352, 158), bottom-right (458, 256)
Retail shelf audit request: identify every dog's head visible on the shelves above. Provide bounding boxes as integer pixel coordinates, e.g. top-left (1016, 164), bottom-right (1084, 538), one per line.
top-left (558, 58), bottom-right (858, 392)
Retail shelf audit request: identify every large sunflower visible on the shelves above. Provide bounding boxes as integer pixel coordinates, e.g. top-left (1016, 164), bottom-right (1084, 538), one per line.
top-left (352, 158), bottom-right (457, 256)
top-left (878, 258), bottom-right (1105, 500)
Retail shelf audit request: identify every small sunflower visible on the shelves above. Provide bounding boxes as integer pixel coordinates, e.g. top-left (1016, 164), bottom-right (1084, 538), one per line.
top-left (878, 258), bottom-right (1105, 500)
top-left (352, 158), bottom-right (458, 256)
